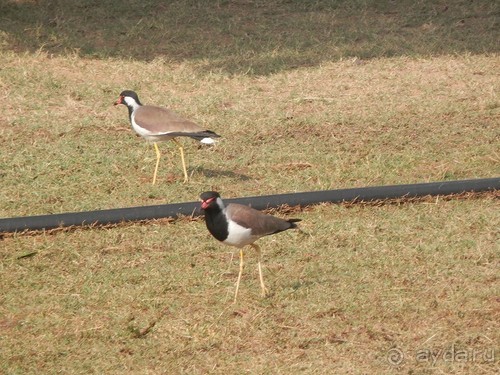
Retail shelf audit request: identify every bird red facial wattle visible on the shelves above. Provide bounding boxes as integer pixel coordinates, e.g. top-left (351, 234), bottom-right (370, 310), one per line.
top-left (113, 96), bottom-right (123, 106)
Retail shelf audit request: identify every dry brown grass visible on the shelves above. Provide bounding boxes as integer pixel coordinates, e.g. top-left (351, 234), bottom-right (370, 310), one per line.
top-left (1, 195), bottom-right (498, 374)
top-left (1, 1), bottom-right (499, 373)
top-left (1, 52), bottom-right (498, 218)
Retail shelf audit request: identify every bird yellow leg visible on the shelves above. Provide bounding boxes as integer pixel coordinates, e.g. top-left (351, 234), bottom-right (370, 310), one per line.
top-left (173, 139), bottom-right (188, 183)
top-left (234, 248), bottom-right (244, 303)
top-left (251, 243), bottom-right (269, 297)
top-left (152, 142), bottom-right (161, 185)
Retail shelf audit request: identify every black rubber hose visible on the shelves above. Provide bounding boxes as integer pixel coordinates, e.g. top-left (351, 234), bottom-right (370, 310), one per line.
top-left (0, 177), bottom-right (498, 234)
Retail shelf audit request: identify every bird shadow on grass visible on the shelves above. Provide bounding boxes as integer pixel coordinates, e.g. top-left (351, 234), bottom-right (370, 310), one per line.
top-left (190, 167), bottom-right (252, 182)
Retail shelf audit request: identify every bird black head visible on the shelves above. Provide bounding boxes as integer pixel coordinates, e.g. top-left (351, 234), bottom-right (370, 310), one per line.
top-left (114, 90), bottom-right (141, 106)
top-left (200, 191), bottom-right (221, 210)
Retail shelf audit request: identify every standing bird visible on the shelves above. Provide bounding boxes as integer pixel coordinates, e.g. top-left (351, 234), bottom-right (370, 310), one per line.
top-left (200, 191), bottom-right (301, 302)
top-left (114, 90), bottom-right (220, 184)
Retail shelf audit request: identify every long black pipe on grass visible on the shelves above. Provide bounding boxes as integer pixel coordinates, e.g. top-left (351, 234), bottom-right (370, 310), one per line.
top-left (0, 177), bottom-right (498, 234)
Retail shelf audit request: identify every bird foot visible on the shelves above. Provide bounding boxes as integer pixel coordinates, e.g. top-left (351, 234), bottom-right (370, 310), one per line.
top-left (261, 287), bottom-right (270, 298)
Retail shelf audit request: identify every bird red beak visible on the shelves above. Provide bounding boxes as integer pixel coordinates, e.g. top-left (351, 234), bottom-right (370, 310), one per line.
top-left (113, 96), bottom-right (123, 106)
top-left (201, 197), bottom-right (215, 210)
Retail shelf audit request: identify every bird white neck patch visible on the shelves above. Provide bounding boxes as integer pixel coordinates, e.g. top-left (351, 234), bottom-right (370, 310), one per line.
top-left (123, 96), bottom-right (141, 111)
top-left (216, 197), bottom-right (225, 211)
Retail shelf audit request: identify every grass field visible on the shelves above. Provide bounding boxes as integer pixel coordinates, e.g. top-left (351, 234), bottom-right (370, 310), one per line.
top-left (1, 0), bottom-right (499, 373)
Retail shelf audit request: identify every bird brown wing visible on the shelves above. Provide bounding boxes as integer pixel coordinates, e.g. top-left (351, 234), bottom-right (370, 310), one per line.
top-left (226, 203), bottom-right (296, 237)
top-left (135, 105), bottom-right (206, 134)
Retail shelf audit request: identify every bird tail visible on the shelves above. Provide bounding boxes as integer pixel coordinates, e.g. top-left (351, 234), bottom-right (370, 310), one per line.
top-left (288, 218), bottom-right (302, 228)
top-left (158, 130), bottom-right (221, 142)
top-left (187, 130), bottom-right (221, 142)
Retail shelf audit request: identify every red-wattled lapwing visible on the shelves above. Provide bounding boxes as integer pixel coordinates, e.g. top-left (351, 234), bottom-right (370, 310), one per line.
top-left (200, 191), bottom-right (301, 302)
top-left (114, 90), bottom-right (221, 184)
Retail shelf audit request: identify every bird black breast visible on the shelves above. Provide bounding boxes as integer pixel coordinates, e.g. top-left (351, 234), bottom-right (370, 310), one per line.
top-left (126, 105), bottom-right (134, 120)
top-left (204, 210), bottom-right (229, 243)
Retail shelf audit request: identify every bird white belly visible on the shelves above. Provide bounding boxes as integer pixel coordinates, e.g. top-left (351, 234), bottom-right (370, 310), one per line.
top-left (200, 137), bottom-right (215, 145)
top-left (224, 220), bottom-right (255, 247)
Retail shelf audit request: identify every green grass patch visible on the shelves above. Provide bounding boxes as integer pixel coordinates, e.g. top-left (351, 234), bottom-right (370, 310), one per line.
top-left (0, 0), bottom-right (498, 74)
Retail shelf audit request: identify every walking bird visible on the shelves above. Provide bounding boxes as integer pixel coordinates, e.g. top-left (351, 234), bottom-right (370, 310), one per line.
top-left (200, 191), bottom-right (301, 302)
top-left (114, 90), bottom-right (220, 184)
